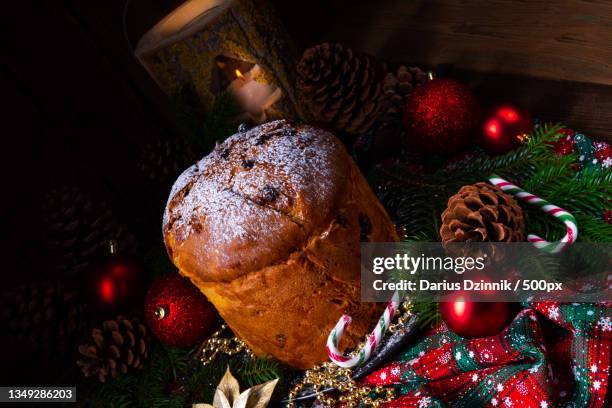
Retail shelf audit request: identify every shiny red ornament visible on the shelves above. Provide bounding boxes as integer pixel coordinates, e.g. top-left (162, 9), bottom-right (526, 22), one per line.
top-left (440, 292), bottom-right (516, 339)
top-left (88, 240), bottom-right (143, 314)
top-left (479, 105), bottom-right (533, 155)
top-left (403, 78), bottom-right (480, 155)
top-left (145, 274), bottom-right (217, 347)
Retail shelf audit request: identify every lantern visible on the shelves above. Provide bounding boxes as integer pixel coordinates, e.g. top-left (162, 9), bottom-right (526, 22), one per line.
top-left (135, 0), bottom-right (305, 122)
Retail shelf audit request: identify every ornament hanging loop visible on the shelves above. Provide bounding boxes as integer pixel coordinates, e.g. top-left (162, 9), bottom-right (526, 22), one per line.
top-left (109, 239), bottom-right (118, 255)
top-left (488, 174), bottom-right (578, 253)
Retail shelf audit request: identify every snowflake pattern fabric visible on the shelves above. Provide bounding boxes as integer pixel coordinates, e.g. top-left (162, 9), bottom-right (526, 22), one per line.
top-left (362, 302), bottom-right (610, 407)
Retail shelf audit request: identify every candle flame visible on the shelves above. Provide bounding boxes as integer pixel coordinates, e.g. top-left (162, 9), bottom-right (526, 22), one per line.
top-left (235, 69), bottom-right (244, 78)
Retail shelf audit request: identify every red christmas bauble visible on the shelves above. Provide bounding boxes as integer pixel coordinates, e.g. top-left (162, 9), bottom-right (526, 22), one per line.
top-left (403, 78), bottom-right (480, 155)
top-left (440, 293), bottom-right (516, 339)
top-left (479, 105), bottom-right (533, 155)
top-left (88, 241), bottom-right (143, 314)
top-left (145, 274), bottom-right (217, 347)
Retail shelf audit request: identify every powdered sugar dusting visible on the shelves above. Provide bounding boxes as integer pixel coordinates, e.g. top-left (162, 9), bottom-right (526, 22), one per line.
top-left (163, 120), bottom-right (345, 253)
top-left (229, 121), bottom-right (340, 220)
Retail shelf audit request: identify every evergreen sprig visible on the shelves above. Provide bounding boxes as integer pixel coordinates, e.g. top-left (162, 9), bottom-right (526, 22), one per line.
top-left (411, 302), bottom-right (441, 329)
top-left (528, 169), bottom-right (612, 219)
top-left (237, 358), bottom-right (282, 387)
top-left (434, 123), bottom-right (565, 186)
top-left (81, 340), bottom-right (288, 408)
top-left (85, 373), bottom-right (138, 408)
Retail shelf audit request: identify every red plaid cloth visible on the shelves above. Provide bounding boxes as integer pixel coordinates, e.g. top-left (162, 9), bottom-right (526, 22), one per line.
top-left (362, 302), bottom-right (611, 407)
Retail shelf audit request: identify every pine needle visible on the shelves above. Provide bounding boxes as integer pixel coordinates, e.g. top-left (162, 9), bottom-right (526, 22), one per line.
top-left (237, 358), bottom-right (282, 387)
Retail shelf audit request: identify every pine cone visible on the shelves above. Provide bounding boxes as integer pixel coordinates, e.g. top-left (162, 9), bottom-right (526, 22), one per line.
top-left (297, 42), bottom-right (385, 134)
top-left (380, 66), bottom-right (428, 120)
top-left (42, 186), bottom-right (137, 277)
top-left (440, 183), bottom-right (525, 243)
top-left (372, 66), bottom-right (429, 155)
top-left (77, 316), bottom-right (149, 383)
top-left (0, 281), bottom-right (90, 356)
top-left (138, 137), bottom-right (194, 186)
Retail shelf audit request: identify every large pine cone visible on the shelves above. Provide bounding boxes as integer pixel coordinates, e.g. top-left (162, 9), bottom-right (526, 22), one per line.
top-left (0, 281), bottom-right (90, 357)
top-left (138, 137), bottom-right (194, 186)
top-left (42, 186), bottom-right (137, 277)
top-left (440, 183), bottom-right (525, 242)
top-left (77, 316), bottom-right (149, 383)
top-left (297, 42), bottom-right (385, 134)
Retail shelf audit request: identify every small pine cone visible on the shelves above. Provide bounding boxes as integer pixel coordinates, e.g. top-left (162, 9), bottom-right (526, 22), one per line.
top-left (42, 187), bottom-right (137, 277)
top-left (77, 316), bottom-right (149, 383)
top-left (138, 137), bottom-right (194, 186)
top-left (380, 65), bottom-right (428, 119)
top-left (440, 183), bottom-right (525, 243)
top-left (0, 281), bottom-right (90, 357)
top-left (373, 66), bottom-right (428, 154)
top-left (297, 42), bottom-right (385, 134)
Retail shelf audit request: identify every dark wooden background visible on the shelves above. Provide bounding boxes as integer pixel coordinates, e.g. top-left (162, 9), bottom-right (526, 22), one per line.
top-left (2, 0), bottom-right (611, 284)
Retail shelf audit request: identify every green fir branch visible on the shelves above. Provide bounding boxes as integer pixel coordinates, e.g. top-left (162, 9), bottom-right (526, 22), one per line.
top-left (411, 302), bottom-right (440, 329)
top-left (237, 358), bottom-right (282, 388)
top-left (85, 374), bottom-right (139, 408)
top-left (573, 214), bottom-right (612, 242)
top-left (435, 123), bottom-right (565, 186)
top-left (525, 160), bottom-right (612, 225)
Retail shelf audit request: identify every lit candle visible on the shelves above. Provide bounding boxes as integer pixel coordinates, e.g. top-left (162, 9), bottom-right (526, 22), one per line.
top-left (228, 65), bottom-right (282, 122)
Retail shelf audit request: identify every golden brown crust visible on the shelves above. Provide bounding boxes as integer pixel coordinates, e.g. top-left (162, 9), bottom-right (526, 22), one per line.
top-left (163, 120), bottom-right (398, 368)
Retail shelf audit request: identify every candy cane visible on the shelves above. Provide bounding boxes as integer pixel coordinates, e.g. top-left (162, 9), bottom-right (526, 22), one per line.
top-left (488, 174), bottom-right (578, 253)
top-left (326, 291), bottom-right (400, 368)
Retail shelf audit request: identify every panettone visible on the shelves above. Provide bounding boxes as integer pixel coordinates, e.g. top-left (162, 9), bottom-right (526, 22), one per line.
top-left (163, 120), bottom-right (398, 368)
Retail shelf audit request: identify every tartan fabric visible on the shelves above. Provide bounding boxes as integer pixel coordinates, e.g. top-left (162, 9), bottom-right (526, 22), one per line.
top-left (362, 303), bottom-right (611, 407)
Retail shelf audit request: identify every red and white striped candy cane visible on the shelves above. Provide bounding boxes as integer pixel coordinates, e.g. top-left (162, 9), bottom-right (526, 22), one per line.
top-left (488, 174), bottom-right (578, 253)
top-left (326, 291), bottom-right (400, 368)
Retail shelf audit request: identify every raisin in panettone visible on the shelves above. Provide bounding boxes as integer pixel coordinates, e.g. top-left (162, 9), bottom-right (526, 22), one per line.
top-left (163, 120), bottom-right (398, 369)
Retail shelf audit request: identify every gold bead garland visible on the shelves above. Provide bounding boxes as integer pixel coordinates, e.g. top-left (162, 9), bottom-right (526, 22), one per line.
top-left (287, 362), bottom-right (394, 407)
top-left (199, 324), bottom-right (253, 365)
top-left (389, 299), bottom-right (413, 332)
